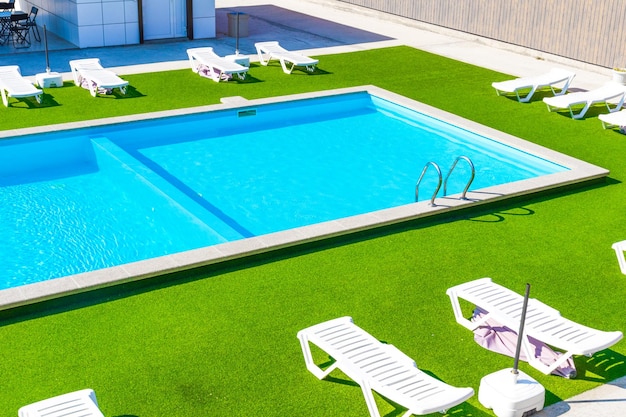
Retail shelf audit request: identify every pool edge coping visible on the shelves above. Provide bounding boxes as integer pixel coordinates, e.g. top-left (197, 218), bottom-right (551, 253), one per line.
top-left (0, 85), bottom-right (609, 311)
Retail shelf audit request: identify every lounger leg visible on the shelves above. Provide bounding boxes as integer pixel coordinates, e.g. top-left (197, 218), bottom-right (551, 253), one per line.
top-left (570, 103), bottom-right (590, 119)
top-left (601, 120), bottom-right (613, 129)
top-left (555, 78), bottom-right (574, 96)
top-left (549, 80), bottom-right (572, 97)
top-left (517, 87), bottom-right (538, 103)
top-left (359, 380), bottom-right (382, 417)
top-left (521, 336), bottom-right (576, 377)
top-left (297, 333), bottom-right (339, 380)
top-left (209, 66), bottom-right (223, 82)
top-left (447, 293), bottom-right (491, 331)
top-left (279, 59), bottom-right (293, 74)
top-left (527, 350), bottom-right (576, 377)
top-left (89, 82), bottom-right (98, 97)
top-left (1, 89), bottom-right (8, 107)
top-left (612, 241), bottom-right (626, 275)
top-left (189, 56), bottom-right (198, 73)
top-left (544, 351), bottom-right (576, 378)
top-left (605, 96), bottom-right (625, 113)
top-left (256, 50), bottom-right (270, 66)
top-left (548, 85), bottom-right (566, 97)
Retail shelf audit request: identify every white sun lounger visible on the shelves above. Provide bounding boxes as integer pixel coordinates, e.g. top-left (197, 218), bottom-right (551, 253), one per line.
top-left (297, 316), bottom-right (474, 417)
top-left (612, 240), bottom-right (626, 275)
top-left (187, 47), bottom-right (249, 82)
top-left (255, 41), bottom-right (318, 74)
top-left (599, 109), bottom-right (626, 129)
top-left (0, 65), bottom-right (42, 107)
top-left (18, 388), bottom-right (105, 417)
top-left (446, 278), bottom-right (623, 376)
top-left (543, 82), bottom-right (626, 119)
top-left (69, 58), bottom-right (129, 97)
top-left (492, 68), bottom-right (576, 102)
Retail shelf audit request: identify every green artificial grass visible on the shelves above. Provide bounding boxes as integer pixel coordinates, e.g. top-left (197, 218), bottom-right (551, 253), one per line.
top-left (1, 46), bottom-right (626, 416)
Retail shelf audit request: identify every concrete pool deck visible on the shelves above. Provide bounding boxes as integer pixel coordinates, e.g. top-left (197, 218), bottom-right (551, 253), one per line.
top-left (2, 0), bottom-right (615, 91)
top-left (1, 1), bottom-right (624, 416)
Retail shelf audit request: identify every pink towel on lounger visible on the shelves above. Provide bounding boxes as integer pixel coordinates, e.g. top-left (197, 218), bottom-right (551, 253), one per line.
top-left (472, 307), bottom-right (577, 378)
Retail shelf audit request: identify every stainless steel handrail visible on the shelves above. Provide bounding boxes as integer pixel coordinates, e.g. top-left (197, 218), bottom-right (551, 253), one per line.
top-left (443, 156), bottom-right (475, 200)
top-left (415, 161), bottom-right (442, 206)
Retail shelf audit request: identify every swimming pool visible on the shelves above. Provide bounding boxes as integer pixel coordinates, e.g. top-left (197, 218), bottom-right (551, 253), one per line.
top-left (0, 86), bottom-right (608, 309)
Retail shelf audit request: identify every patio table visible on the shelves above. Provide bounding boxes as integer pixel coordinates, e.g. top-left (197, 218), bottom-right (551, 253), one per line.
top-left (0, 10), bottom-right (11, 45)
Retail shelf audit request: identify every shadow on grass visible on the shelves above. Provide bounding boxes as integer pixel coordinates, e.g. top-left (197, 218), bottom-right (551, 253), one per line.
top-left (466, 176), bottom-right (620, 223)
top-left (193, 72), bottom-right (263, 85)
top-left (40, 92), bottom-right (61, 107)
top-left (320, 354), bottom-right (625, 417)
top-left (378, 400), bottom-right (491, 417)
top-left (468, 206), bottom-right (535, 223)
top-left (237, 73), bottom-right (263, 84)
top-left (546, 104), bottom-right (621, 121)
top-left (494, 88), bottom-right (567, 104)
top-left (539, 349), bottom-right (626, 408)
top-left (7, 92), bottom-right (59, 109)
top-left (111, 85), bottom-right (145, 99)
top-left (315, 360), bottom-right (491, 417)
top-left (260, 62), bottom-right (330, 76)
top-left (301, 67), bottom-right (331, 76)
top-left (574, 349), bottom-right (626, 383)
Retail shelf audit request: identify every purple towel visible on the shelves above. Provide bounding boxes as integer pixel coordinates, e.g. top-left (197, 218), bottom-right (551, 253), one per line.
top-left (472, 307), bottom-right (577, 378)
top-left (198, 64), bottom-right (231, 81)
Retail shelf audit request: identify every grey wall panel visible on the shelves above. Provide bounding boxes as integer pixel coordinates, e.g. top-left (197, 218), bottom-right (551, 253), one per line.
top-left (338, 0), bottom-right (626, 68)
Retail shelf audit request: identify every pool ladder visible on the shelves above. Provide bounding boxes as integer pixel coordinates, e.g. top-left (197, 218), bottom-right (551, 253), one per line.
top-left (415, 156), bottom-right (475, 205)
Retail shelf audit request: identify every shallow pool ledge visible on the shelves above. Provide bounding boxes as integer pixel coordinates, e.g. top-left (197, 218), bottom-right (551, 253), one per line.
top-left (0, 86), bottom-right (609, 311)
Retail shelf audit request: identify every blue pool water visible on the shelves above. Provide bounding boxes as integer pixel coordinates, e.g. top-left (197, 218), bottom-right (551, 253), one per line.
top-left (0, 92), bottom-right (567, 289)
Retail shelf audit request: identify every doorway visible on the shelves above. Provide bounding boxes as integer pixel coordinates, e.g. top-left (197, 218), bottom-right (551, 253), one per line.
top-left (141, 0), bottom-right (188, 41)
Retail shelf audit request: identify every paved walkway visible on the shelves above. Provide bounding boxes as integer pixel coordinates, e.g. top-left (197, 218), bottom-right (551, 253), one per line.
top-left (2, 0), bottom-right (624, 415)
top-left (0, 0), bottom-right (614, 89)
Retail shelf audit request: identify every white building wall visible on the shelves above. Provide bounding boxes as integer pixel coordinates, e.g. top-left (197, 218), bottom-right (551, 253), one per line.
top-left (16, 0), bottom-right (214, 48)
top-left (193, 0), bottom-right (215, 39)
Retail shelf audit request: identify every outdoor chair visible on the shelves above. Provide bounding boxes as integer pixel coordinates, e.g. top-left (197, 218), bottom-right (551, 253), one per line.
top-left (9, 13), bottom-right (30, 48)
top-left (492, 68), bottom-right (576, 102)
top-left (69, 58), bottom-right (129, 97)
top-left (0, 0), bottom-right (14, 10)
top-left (187, 47), bottom-right (249, 82)
top-left (255, 41), bottom-right (318, 74)
top-left (446, 278), bottom-right (623, 376)
top-left (298, 316), bottom-right (474, 416)
top-left (543, 82), bottom-right (626, 119)
top-left (599, 109), bottom-right (626, 130)
top-left (19, 6), bottom-right (39, 42)
top-left (0, 65), bottom-right (42, 106)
